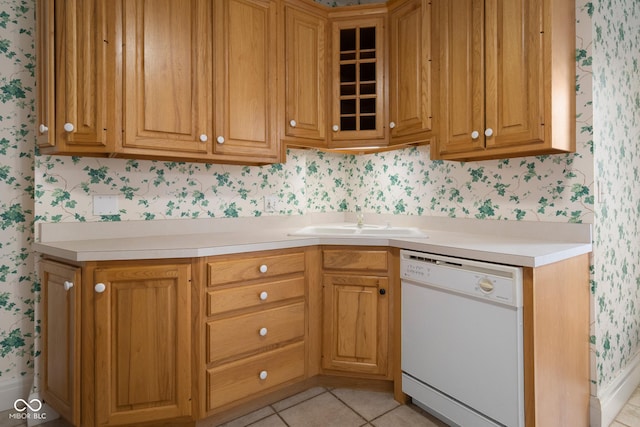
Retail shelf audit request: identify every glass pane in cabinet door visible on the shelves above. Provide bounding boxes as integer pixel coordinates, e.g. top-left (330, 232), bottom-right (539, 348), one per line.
top-left (360, 62), bottom-right (376, 82)
top-left (360, 98), bottom-right (376, 114)
top-left (341, 28), bottom-right (356, 52)
top-left (360, 27), bottom-right (376, 50)
top-left (360, 116), bottom-right (376, 130)
top-left (341, 116), bottom-right (357, 131)
top-left (340, 64), bottom-right (356, 83)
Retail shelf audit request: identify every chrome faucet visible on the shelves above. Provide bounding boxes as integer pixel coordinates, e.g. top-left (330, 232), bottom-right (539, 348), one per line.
top-left (355, 205), bottom-right (364, 228)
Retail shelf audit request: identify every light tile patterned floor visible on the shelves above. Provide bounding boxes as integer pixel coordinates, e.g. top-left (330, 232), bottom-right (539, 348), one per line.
top-left (0, 388), bottom-right (445, 427)
top-left (4, 386), bottom-right (640, 426)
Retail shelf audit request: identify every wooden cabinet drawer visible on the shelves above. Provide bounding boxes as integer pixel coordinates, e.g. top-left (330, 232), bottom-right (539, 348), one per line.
top-left (207, 341), bottom-right (305, 411)
top-left (207, 302), bottom-right (305, 364)
top-left (322, 248), bottom-right (388, 271)
top-left (207, 276), bottom-right (304, 316)
top-left (208, 251), bottom-right (305, 287)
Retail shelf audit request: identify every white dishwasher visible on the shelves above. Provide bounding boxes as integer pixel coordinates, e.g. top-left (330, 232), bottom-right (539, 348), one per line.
top-left (400, 250), bottom-right (524, 427)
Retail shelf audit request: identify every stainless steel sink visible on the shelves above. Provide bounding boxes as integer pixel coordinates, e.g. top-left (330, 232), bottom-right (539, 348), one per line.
top-left (290, 224), bottom-right (428, 238)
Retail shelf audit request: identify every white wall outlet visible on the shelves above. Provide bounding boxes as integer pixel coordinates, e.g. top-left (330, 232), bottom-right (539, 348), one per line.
top-left (93, 195), bottom-right (119, 215)
top-left (264, 195), bottom-right (278, 213)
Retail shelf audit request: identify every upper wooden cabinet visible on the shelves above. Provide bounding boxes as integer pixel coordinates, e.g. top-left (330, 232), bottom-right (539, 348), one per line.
top-left (283, 0), bottom-right (328, 147)
top-left (388, 0), bottom-right (434, 145)
top-left (432, 0), bottom-right (575, 161)
top-left (122, 0), bottom-right (210, 156)
top-left (37, 0), bottom-right (118, 155)
top-left (37, 0), bottom-right (282, 164)
top-left (328, 8), bottom-right (387, 148)
top-left (212, 0), bottom-right (281, 162)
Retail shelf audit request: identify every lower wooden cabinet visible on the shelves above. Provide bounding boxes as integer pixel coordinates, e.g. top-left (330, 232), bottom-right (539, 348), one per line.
top-left (40, 258), bottom-right (195, 427)
top-left (204, 248), bottom-right (308, 415)
top-left (321, 247), bottom-right (393, 378)
top-left (92, 262), bottom-right (193, 426)
top-left (40, 260), bottom-right (81, 426)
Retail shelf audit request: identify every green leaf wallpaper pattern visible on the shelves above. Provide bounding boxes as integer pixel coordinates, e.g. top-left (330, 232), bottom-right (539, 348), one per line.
top-left (1, 0), bottom-right (638, 411)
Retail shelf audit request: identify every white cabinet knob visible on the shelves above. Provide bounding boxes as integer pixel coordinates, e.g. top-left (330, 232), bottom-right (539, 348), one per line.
top-left (471, 130), bottom-right (480, 139)
top-left (216, 136), bottom-right (225, 144)
top-left (39, 124), bottom-right (49, 134)
top-left (484, 128), bottom-right (494, 137)
top-left (63, 281), bottom-right (74, 291)
top-left (389, 121), bottom-right (396, 129)
top-left (199, 134), bottom-right (208, 143)
top-left (259, 370), bottom-right (268, 380)
top-left (259, 327), bottom-right (268, 337)
top-left (259, 291), bottom-right (268, 301)
top-left (259, 264), bottom-right (268, 274)
top-left (63, 123), bottom-right (75, 133)
top-left (290, 120), bottom-right (297, 128)
top-left (332, 125), bottom-right (339, 132)
top-left (94, 283), bottom-right (106, 293)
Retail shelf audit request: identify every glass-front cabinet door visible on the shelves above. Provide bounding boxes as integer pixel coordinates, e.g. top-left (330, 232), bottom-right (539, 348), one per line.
top-left (330, 14), bottom-right (386, 147)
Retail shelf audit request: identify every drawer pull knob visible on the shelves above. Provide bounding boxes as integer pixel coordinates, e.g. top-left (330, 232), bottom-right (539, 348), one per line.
top-left (63, 281), bottom-right (74, 291)
top-left (259, 370), bottom-right (268, 380)
top-left (39, 124), bottom-right (49, 134)
top-left (259, 291), bottom-right (268, 301)
top-left (259, 264), bottom-right (268, 273)
top-left (259, 327), bottom-right (268, 337)
top-left (63, 122), bottom-right (75, 133)
top-left (379, 288), bottom-right (386, 295)
top-left (94, 283), bottom-right (106, 293)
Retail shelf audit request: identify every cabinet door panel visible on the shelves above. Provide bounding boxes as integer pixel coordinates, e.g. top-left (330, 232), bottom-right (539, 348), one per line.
top-left (55, 0), bottom-right (114, 152)
top-left (40, 261), bottom-right (81, 426)
top-left (123, 0), bottom-right (209, 154)
top-left (285, 5), bottom-right (327, 142)
top-left (389, 0), bottom-right (433, 142)
top-left (36, 0), bottom-right (56, 149)
top-left (322, 274), bottom-right (388, 375)
top-left (214, 0), bottom-right (279, 159)
top-left (436, 0), bottom-right (485, 155)
top-left (484, 0), bottom-right (544, 149)
top-left (94, 263), bottom-right (192, 426)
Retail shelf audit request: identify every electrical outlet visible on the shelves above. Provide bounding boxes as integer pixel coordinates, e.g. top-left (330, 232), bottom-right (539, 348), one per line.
top-left (264, 195), bottom-right (278, 213)
top-left (93, 195), bottom-right (119, 215)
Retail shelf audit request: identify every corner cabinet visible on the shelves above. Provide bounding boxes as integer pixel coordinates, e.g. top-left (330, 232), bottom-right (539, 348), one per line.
top-left (328, 9), bottom-right (387, 148)
top-left (321, 247), bottom-right (393, 377)
top-left (40, 258), bottom-right (195, 427)
top-left (432, 0), bottom-right (575, 161)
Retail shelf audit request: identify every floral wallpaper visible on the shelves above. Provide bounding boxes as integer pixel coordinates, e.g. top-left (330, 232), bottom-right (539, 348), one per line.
top-left (0, 0), bottom-right (37, 383)
top-left (0, 0), bottom-right (636, 417)
top-left (592, 0), bottom-right (640, 389)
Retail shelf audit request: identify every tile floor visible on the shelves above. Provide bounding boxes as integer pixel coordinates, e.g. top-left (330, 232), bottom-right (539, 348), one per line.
top-left (3, 385), bottom-right (640, 426)
top-left (0, 387), bottom-right (444, 427)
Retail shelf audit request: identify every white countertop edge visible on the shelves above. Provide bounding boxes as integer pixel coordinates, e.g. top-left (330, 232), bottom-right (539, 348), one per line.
top-left (34, 233), bottom-right (593, 267)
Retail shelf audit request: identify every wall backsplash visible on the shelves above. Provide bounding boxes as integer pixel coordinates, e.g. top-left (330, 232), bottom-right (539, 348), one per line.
top-left (6, 0), bottom-right (639, 421)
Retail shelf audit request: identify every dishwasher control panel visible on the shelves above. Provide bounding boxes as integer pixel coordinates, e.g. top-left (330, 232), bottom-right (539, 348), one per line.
top-left (400, 250), bottom-right (523, 307)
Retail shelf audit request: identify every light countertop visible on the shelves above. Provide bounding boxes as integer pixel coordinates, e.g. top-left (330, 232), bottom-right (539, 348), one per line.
top-left (33, 213), bottom-right (592, 268)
